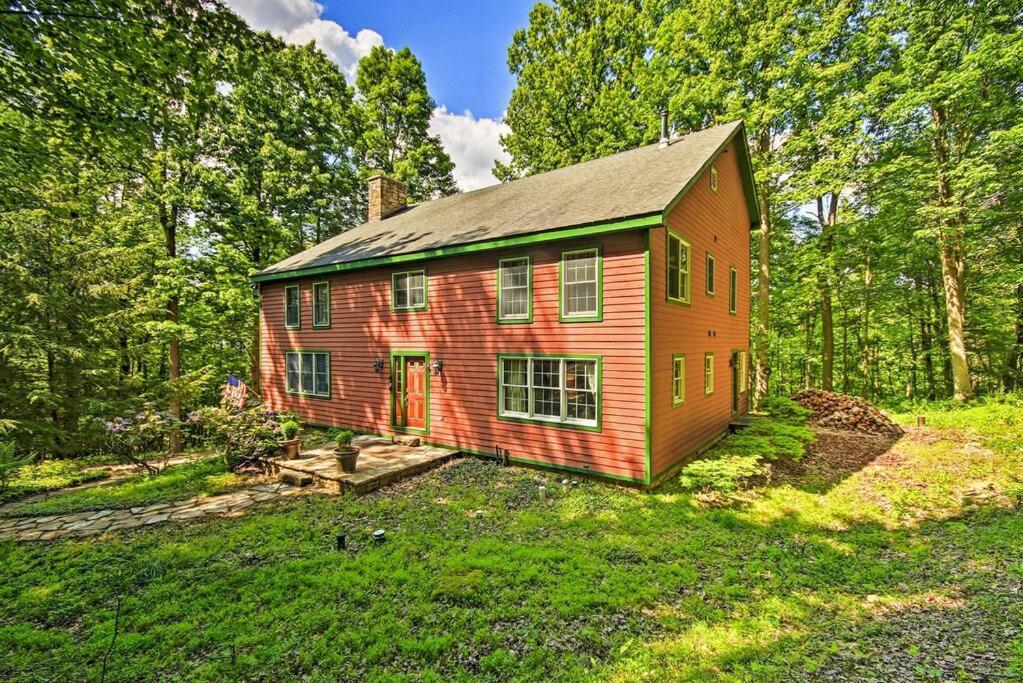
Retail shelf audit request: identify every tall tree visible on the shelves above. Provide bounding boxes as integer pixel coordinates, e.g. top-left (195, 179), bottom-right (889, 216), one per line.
top-left (356, 46), bottom-right (456, 201)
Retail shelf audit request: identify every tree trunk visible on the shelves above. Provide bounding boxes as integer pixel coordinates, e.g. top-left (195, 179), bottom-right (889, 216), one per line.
top-left (1003, 224), bottom-right (1022, 391)
top-left (753, 129), bottom-right (772, 405)
top-left (817, 193), bottom-right (837, 391)
top-left (931, 105), bottom-right (973, 400)
top-left (860, 253), bottom-right (873, 400)
top-left (161, 200), bottom-right (182, 454)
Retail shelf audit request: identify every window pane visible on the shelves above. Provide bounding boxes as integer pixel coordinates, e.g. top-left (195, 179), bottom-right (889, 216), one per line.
top-left (706, 255), bottom-right (715, 293)
top-left (563, 251), bottom-right (597, 316)
top-left (501, 358), bottom-right (528, 415)
top-left (667, 237), bottom-right (680, 300)
top-left (408, 273), bottom-right (425, 307)
top-left (285, 287), bottom-right (299, 326)
top-left (532, 359), bottom-right (561, 418)
top-left (565, 360), bottom-right (596, 422)
top-left (314, 353), bottom-right (329, 395)
top-left (394, 274), bottom-right (408, 308)
top-left (500, 260), bottom-right (529, 319)
top-left (286, 353), bottom-right (299, 392)
top-left (313, 284), bottom-right (329, 325)
top-left (301, 353), bottom-right (314, 393)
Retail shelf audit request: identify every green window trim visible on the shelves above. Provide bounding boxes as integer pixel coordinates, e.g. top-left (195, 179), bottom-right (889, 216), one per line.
top-left (704, 352), bottom-right (714, 396)
top-left (665, 229), bottom-right (692, 306)
top-left (391, 269), bottom-right (428, 312)
top-left (728, 266), bottom-right (738, 315)
top-left (705, 252), bottom-right (716, 296)
top-left (496, 353), bottom-right (602, 432)
top-left (389, 350), bottom-right (431, 435)
top-left (284, 349), bottom-right (331, 398)
top-left (497, 256), bottom-right (533, 324)
top-left (312, 281), bottom-right (331, 328)
top-left (284, 284), bottom-right (301, 329)
top-left (672, 353), bottom-right (686, 407)
top-left (558, 247), bottom-right (603, 322)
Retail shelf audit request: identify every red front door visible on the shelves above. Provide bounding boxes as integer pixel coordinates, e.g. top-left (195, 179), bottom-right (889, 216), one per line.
top-left (403, 357), bottom-right (427, 430)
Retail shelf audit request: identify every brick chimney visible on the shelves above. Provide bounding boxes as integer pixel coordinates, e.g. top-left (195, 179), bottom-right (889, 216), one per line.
top-left (367, 173), bottom-right (407, 221)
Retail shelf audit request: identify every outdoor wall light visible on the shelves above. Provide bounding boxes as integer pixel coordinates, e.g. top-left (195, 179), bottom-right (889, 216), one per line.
top-left (372, 357), bottom-right (385, 373)
top-left (430, 359), bottom-right (444, 375)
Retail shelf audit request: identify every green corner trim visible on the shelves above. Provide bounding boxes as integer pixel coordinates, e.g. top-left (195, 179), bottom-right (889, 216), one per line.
top-left (496, 255), bottom-right (533, 324)
top-left (391, 269), bottom-right (428, 312)
top-left (252, 213), bottom-right (662, 283)
top-left (643, 228), bottom-right (652, 485)
top-left (558, 246), bottom-right (603, 323)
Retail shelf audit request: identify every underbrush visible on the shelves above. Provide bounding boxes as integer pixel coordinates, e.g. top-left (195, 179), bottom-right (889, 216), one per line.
top-left (675, 397), bottom-right (814, 497)
top-left (885, 393), bottom-right (1023, 438)
top-left (0, 460), bottom-right (108, 506)
top-left (2, 457), bottom-right (249, 517)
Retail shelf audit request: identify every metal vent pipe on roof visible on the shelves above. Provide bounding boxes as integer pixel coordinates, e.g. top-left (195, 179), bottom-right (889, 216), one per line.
top-left (659, 109), bottom-right (669, 148)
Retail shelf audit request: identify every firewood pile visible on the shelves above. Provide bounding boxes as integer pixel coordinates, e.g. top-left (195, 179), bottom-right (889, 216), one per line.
top-left (792, 388), bottom-right (903, 436)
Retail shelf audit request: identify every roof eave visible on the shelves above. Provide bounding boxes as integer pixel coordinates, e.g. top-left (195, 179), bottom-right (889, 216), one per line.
top-left (250, 211), bottom-right (664, 284)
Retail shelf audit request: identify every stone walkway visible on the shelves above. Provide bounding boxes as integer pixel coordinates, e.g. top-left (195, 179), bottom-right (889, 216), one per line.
top-left (0, 483), bottom-right (304, 542)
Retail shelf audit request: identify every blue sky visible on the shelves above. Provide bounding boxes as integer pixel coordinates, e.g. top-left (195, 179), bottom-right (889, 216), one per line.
top-left (225, 0), bottom-right (537, 190)
top-left (321, 0), bottom-right (534, 120)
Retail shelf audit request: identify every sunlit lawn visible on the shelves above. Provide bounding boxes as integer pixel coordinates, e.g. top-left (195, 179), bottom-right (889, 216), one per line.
top-left (1, 408), bottom-right (1021, 681)
top-left (1, 457), bottom-right (251, 519)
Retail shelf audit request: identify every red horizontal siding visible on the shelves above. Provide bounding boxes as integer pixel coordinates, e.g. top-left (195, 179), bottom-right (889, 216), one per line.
top-left (650, 139), bottom-right (752, 478)
top-left (261, 231), bottom-right (647, 481)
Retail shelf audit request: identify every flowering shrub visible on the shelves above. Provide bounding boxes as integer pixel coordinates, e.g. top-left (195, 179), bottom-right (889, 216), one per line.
top-left (191, 405), bottom-right (283, 470)
top-left (101, 404), bottom-right (179, 472)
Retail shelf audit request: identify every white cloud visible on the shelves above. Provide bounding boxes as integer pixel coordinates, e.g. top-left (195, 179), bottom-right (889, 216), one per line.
top-left (224, 0), bottom-right (382, 80)
top-left (430, 107), bottom-right (509, 191)
top-left (225, 1), bottom-right (510, 191)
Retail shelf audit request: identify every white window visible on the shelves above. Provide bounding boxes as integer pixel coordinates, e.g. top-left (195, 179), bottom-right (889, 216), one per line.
top-left (706, 252), bottom-right (716, 295)
top-left (498, 355), bottom-right (599, 428)
top-left (704, 353), bottom-right (714, 396)
top-left (286, 351), bottom-right (329, 397)
top-left (560, 248), bottom-right (600, 320)
top-left (392, 270), bottom-right (427, 311)
top-left (666, 231), bottom-right (691, 304)
top-left (284, 285), bottom-right (300, 329)
top-left (498, 257), bottom-right (531, 322)
top-left (312, 281), bottom-right (330, 327)
top-left (672, 354), bottom-right (685, 406)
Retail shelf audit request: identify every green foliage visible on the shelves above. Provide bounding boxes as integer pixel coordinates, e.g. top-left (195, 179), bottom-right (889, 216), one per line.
top-left (332, 429), bottom-right (356, 449)
top-left (279, 419), bottom-right (301, 441)
top-left (676, 454), bottom-right (765, 494)
top-left (192, 406), bottom-right (281, 470)
top-left (0, 459), bottom-right (108, 505)
top-left (759, 396), bottom-right (813, 423)
top-left (4, 457), bottom-right (246, 518)
top-left (0, 442), bottom-right (31, 494)
top-left (1, 414), bottom-right (1021, 680)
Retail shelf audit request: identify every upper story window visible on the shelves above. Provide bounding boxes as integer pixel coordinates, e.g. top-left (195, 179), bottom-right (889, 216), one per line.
top-left (706, 252), bottom-right (716, 295)
top-left (560, 247), bottom-right (602, 322)
top-left (498, 257), bottom-right (532, 323)
top-left (392, 269), bottom-right (427, 312)
top-left (666, 230), bottom-right (691, 305)
top-left (498, 354), bottom-right (600, 429)
top-left (672, 354), bottom-right (686, 407)
top-left (284, 285), bottom-right (300, 329)
top-left (729, 267), bottom-right (738, 314)
top-left (312, 281), bottom-right (330, 328)
top-left (285, 350), bottom-right (330, 397)
top-left (704, 352), bottom-right (714, 396)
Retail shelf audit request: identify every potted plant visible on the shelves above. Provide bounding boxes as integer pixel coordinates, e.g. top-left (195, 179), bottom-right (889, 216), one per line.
top-left (333, 429), bottom-right (359, 473)
top-left (278, 418), bottom-right (302, 459)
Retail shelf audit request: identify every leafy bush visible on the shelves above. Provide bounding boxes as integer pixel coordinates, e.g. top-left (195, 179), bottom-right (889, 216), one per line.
top-left (101, 403), bottom-right (180, 472)
top-left (279, 419), bottom-right (301, 441)
top-left (332, 429), bottom-right (356, 449)
top-left (0, 442), bottom-right (31, 495)
top-left (677, 455), bottom-right (765, 493)
top-left (759, 395), bottom-right (812, 422)
top-left (0, 459), bottom-right (108, 505)
top-left (191, 406), bottom-right (282, 470)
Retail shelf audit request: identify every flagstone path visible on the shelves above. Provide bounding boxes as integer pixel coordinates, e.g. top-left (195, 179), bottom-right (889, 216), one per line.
top-left (0, 482), bottom-right (305, 542)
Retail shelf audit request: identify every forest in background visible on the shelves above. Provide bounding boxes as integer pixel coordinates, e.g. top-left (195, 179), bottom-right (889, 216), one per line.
top-left (1, 0), bottom-right (1021, 457)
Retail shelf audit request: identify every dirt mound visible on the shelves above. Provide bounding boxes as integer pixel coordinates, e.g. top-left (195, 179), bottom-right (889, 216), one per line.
top-left (792, 388), bottom-right (903, 436)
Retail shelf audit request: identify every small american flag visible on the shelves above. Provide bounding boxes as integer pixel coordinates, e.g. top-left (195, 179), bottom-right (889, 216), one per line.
top-left (221, 374), bottom-right (248, 409)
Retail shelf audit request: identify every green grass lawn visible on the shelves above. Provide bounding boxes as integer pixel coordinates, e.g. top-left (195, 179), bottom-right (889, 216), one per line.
top-left (0, 460), bottom-right (109, 506)
top-left (1, 457), bottom-right (252, 518)
top-left (1, 409), bottom-right (1021, 681)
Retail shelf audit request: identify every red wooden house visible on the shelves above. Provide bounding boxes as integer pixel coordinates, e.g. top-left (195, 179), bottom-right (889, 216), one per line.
top-left (253, 121), bottom-right (759, 487)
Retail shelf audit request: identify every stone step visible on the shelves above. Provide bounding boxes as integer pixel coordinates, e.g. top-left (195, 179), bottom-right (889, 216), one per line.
top-left (280, 471), bottom-right (314, 487)
top-left (393, 435), bottom-right (421, 447)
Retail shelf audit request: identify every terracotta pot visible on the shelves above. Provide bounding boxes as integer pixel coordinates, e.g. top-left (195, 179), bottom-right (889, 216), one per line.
top-left (279, 437), bottom-right (301, 460)
top-left (334, 446), bottom-right (359, 473)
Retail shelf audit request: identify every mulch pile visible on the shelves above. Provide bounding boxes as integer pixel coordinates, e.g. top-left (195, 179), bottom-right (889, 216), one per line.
top-left (792, 388), bottom-right (903, 436)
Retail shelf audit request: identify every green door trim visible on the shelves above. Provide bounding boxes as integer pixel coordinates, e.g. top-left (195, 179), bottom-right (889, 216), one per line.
top-left (389, 350), bottom-right (431, 435)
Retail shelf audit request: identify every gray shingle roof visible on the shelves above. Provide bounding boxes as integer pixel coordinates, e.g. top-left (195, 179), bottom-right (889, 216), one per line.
top-left (255, 120), bottom-right (750, 280)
